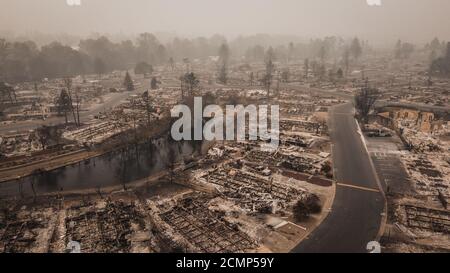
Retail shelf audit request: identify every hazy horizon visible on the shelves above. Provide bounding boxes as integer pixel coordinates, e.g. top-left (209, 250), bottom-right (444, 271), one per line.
top-left (1, 0), bottom-right (450, 45)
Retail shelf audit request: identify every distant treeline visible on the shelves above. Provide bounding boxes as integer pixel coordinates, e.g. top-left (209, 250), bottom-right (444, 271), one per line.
top-left (430, 42), bottom-right (450, 77)
top-left (0, 33), bottom-right (449, 83)
top-left (0, 33), bottom-right (368, 83)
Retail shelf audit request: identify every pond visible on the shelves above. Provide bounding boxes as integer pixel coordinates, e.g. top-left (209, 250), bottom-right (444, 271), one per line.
top-left (0, 134), bottom-right (202, 198)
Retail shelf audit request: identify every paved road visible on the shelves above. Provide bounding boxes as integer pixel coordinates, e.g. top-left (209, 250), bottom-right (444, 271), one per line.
top-left (0, 91), bottom-right (134, 134)
top-left (292, 103), bottom-right (385, 253)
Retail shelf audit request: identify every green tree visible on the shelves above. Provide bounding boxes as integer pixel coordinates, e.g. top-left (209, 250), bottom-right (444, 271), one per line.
top-left (123, 71), bottom-right (135, 91)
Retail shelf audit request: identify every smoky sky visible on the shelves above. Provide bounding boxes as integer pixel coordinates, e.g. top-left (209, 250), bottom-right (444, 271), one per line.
top-left (1, 0), bottom-right (449, 44)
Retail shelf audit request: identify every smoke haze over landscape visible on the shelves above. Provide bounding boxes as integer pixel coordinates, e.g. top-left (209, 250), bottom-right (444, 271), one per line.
top-left (1, 0), bottom-right (450, 44)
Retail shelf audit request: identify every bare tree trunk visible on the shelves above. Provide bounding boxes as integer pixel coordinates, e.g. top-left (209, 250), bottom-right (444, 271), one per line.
top-left (31, 179), bottom-right (37, 203)
top-left (65, 79), bottom-right (78, 126)
top-left (64, 111), bottom-right (68, 125)
top-left (75, 91), bottom-right (81, 126)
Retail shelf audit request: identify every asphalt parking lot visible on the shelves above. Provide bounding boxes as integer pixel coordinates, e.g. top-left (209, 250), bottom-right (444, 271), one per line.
top-left (365, 136), bottom-right (413, 195)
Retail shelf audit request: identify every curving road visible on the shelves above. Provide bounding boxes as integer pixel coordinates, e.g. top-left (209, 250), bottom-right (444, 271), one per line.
top-left (292, 102), bottom-right (385, 253)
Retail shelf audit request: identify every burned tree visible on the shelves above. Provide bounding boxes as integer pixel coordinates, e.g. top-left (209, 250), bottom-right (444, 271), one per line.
top-left (304, 58), bottom-right (309, 78)
top-left (181, 72), bottom-right (199, 98)
top-left (36, 125), bottom-right (62, 150)
top-left (337, 68), bottom-right (344, 79)
top-left (355, 83), bottom-right (380, 124)
top-left (342, 48), bottom-right (350, 77)
top-left (142, 90), bottom-right (152, 125)
top-left (168, 57), bottom-right (175, 71)
top-left (288, 42), bottom-right (295, 63)
top-left (318, 45), bottom-right (328, 64)
top-left (167, 142), bottom-right (177, 184)
top-left (36, 126), bottom-right (52, 150)
top-left (74, 86), bottom-right (82, 126)
top-left (293, 194), bottom-right (322, 222)
top-left (317, 64), bottom-right (326, 81)
top-left (263, 47), bottom-right (275, 98)
top-left (281, 69), bottom-right (290, 82)
top-left (64, 78), bottom-right (79, 126)
top-left (217, 43), bottom-right (230, 85)
top-left (218, 64), bottom-right (228, 85)
top-left (183, 57), bottom-right (190, 73)
top-left (249, 71), bottom-right (254, 86)
top-left (151, 77), bottom-right (161, 90)
top-left (55, 89), bottom-right (72, 125)
top-left (0, 82), bottom-right (16, 104)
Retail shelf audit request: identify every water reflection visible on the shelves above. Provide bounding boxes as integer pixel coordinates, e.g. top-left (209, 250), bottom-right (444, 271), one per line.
top-left (0, 134), bottom-right (198, 198)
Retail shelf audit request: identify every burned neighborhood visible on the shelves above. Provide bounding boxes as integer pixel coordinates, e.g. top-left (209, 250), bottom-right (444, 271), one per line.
top-left (0, 0), bottom-right (449, 255)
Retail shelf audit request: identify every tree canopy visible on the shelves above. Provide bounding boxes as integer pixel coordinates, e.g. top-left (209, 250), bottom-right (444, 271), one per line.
top-left (134, 62), bottom-right (153, 76)
top-left (430, 42), bottom-right (450, 77)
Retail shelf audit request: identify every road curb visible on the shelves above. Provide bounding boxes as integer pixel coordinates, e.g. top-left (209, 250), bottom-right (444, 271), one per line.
top-left (354, 118), bottom-right (388, 243)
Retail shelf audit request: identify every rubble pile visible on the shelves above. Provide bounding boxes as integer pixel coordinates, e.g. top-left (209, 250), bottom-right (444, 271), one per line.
top-left (64, 200), bottom-right (151, 253)
top-left (0, 205), bottom-right (57, 253)
top-left (245, 149), bottom-right (325, 176)
top-left (280, 119), bottom-right (328, 135)
top-left (402, 154), bottom-right (450, 197)
top-left (204, 166), bottom-right (307, 212)
top-left (152, 193), bottom-right (258, 253)
top-left (63, 121), bottom-right (131, 145)
top-left (402, 205), bottom-right (450, 234)
top-left (0, 132), bottom-right (42, 156)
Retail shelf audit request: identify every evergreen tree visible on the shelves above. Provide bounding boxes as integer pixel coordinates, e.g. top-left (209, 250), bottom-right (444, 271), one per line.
top-left (350, 38), bottom-right (362, 61)
top-left (218, 63), bottom-right (228, 84)
top-left (123, 72), bottom-right (135, 91)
